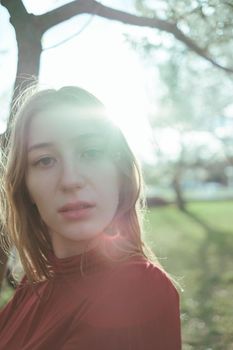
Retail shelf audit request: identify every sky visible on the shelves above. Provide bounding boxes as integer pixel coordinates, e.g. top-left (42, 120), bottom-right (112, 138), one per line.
top-left (0, 0), bottom-right (159, 163)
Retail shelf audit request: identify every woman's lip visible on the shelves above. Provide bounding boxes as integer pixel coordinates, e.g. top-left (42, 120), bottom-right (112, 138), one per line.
top-left (58, 201), bottom-right (95, 212)
top-left (59, 206), bottom-right (95, 220)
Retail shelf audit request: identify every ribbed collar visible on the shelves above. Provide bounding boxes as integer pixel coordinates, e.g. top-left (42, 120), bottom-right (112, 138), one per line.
top-left (48, 247), bottom-right (112, 277)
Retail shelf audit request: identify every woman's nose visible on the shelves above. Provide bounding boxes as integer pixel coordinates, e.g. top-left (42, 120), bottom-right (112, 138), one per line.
top-left (59, 158), bottom-right (86, 191)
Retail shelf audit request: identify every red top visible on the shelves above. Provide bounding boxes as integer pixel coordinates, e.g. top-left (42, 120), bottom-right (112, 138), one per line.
top-left (0, 248), bottom-right (181, 349)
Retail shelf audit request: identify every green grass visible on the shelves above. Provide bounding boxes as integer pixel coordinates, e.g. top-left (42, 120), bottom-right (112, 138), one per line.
top-left (144, 201), bottom-right (233, 350)
top-left (0, 281), bottom-right (14, 308)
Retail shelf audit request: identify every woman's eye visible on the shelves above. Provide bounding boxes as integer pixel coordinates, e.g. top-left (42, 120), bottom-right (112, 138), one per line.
top-left (34, 157), bottom-right (56, 168)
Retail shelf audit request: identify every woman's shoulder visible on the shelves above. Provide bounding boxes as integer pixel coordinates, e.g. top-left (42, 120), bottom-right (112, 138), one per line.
top-left (111, 254), bottom-right (178, 297)
top-left (96, 256), bottom-right (179, 307)
top-left (86, 254), bottom-right (179, 327)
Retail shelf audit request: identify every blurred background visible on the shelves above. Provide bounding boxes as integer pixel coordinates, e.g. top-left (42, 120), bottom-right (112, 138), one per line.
top-left (0, 1), bottom-right (233, 349)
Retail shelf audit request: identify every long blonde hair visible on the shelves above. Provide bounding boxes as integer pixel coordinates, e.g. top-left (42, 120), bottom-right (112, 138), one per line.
top-left (0, 86), bottom-right (158, 284)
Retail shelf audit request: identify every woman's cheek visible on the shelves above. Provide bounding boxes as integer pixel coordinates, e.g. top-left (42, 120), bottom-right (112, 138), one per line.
top-left (25, 172), bottom-right (42, 205)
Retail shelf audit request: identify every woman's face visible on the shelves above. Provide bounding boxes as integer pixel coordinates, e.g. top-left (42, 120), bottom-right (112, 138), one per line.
top-left (25, 104), bottom-right (120, 258)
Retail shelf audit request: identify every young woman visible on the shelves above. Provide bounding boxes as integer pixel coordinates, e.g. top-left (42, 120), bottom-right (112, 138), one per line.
top-left (0, 86), bottom-right (181, 349)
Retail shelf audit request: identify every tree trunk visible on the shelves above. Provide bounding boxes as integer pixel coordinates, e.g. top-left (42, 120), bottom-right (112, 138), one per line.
top-left (9, 15), bottom-right (42, 124)
top-left (172, 169), bottom-right (186, 212)
top-left (0, 1), bottom-right (42, 289)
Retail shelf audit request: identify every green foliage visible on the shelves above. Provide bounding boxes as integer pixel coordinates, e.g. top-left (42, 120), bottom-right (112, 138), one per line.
top-left (144, 201), bottom-right (233, 349)
top-left (131, 0), bottom-right (233, 160)
top-left (128, 1), bottom-right (233, 197)
top-left (0, 282), bottom-right (14, 309)
top-left (135, 0), bottom-right (233, 66)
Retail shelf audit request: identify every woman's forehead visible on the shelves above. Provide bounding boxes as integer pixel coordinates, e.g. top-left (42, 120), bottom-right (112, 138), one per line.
top-left (27, 104), bottom-right (114, 146)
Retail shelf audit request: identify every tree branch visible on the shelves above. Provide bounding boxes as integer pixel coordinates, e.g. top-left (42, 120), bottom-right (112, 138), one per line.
top-left (1, 0), bottom-right (28, 22)
top-left (38, 0), bottom-right (233, 74)
top-left (38, 0), bottom-right (100, 32)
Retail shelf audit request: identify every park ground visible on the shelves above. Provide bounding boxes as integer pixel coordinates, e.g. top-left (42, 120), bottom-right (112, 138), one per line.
top-left (144, 201), bottom-right (233, 350)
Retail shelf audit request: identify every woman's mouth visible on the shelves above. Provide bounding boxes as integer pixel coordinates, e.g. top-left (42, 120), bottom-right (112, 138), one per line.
top-left (58, 201), bottom-right (95, 220)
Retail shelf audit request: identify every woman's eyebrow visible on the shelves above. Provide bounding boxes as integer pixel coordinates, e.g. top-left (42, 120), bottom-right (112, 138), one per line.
top-left (28, 133), bottom-right (105, 153)
top-left (28, 142), bottom-right (53, 153)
